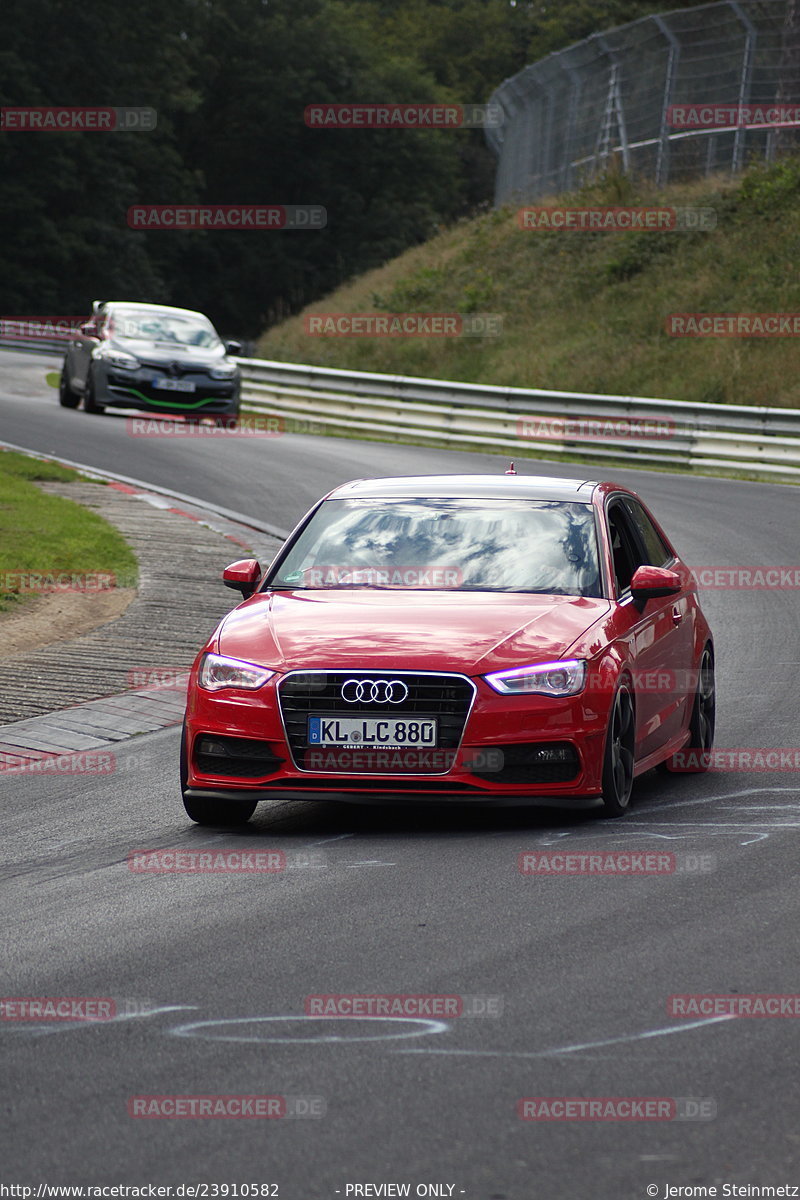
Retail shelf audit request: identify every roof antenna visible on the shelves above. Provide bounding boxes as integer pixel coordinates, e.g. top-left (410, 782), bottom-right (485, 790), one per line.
top-left (504, 461), bottom-right (517, 475)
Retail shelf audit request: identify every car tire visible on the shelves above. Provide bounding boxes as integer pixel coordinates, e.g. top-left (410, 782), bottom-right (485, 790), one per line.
top-left (661, 645), bottom-right (715, 773)
top-left (600, 681), bottom-right (635, 817)
top-left (58, 366), bottom-right (81, 408)
top-left (83, 366), bottom-right (106, 414)
top-left (183, 795), bottom-right (257, 826)
top-left (180, 720), bottom-right (257, 826)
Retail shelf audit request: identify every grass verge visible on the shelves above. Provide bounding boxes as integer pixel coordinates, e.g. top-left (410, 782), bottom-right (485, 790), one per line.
top-left (0, 450), bottom-right (139, 612)
top-left (257, 157), bottom-right (800, 408)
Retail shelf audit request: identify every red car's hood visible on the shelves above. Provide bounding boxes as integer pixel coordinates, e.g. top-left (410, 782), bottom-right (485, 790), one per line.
top-left (216, 590), bottom-right (610, 675)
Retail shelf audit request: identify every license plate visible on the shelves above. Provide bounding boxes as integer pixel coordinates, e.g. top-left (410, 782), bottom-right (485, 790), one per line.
top-left (308, 716), bottom-right (437, 748)
top-left (153, 376), bottom-right (195, 392)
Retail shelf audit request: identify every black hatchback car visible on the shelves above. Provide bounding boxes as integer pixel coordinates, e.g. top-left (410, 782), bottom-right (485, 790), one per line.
top-left (58, 301), bottom-right (242, 420)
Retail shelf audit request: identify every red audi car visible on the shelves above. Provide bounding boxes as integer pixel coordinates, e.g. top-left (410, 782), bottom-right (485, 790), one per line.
top-left (181, 474), bottom-right (715, 824)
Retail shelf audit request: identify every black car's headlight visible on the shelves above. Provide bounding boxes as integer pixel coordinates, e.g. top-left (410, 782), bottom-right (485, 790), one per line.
top-left (198, 653), bottom-right (274, 691)
top-left (484, 659), bottom-right (587, 697)
top-left (93, 347), bottom-right (140, 370)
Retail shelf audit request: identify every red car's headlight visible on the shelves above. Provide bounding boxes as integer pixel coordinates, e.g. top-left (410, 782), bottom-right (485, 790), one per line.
top-left (198, 653), bottom-right (275, 691)
top-left (484, 659), bottom-right (587, 697)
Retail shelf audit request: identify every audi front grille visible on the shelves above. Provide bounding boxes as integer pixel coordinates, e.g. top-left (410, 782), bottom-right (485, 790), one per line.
top-left (277, 670), bottom-right (476, 774)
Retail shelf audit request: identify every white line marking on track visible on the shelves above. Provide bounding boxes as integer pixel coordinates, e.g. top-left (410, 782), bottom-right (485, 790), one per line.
top-left (625, 821), bottom-right (800, 828)
top-left (395, 1015), bottom-right (737, 1058)
top-left (346, 861), bottom-right (396, 868)
top-left (653, 787), bottom-right (799, 810)
top-left (169, 1014), bottom-right (449, 1044)
top-left (719, 804), bottom-right (800, 810)
top-left (1, 1004), bottom-right (199, 1038)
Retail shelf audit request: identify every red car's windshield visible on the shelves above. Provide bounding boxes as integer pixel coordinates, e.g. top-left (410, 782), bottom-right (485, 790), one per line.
top-left (268, 497), bottom-right (602, 597)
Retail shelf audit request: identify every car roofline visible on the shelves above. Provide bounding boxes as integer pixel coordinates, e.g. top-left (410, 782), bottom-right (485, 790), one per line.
top-left (321, 474), bottom-right (602, 503)
top-left (95, 301), bottom-right (211, 321)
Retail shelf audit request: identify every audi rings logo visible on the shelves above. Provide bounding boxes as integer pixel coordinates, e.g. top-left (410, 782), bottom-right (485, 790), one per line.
top-left (341, 678), bottom-right (409, 705)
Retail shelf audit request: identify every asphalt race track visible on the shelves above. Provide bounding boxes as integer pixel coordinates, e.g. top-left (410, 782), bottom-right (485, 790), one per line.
top-left (2, 348), bottom-right (799, 1198)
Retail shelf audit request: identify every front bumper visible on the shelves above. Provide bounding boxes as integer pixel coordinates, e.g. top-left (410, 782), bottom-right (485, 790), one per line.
top-left (184, 671), bottom-right (611, 805)
top-left (95, 363), bottom-right (240, 415)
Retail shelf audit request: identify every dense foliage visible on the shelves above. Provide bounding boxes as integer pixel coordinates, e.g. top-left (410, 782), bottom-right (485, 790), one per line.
top-left (0, 0), bottom-right (725, 336)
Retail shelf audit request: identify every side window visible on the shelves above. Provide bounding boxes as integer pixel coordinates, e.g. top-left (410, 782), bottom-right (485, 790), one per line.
top-left (607, 502), bottom-right (646, 594)
top-left (622, 499), bottom-right (671, 567)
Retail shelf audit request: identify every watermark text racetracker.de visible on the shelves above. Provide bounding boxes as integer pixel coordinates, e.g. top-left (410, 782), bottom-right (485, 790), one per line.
top-left (0, 997), bottom-right (116, 1021)
top-left (127, 205), bottom-right (326, 230)
top-left (0, 316), bottom-right (85, 341)
top-left (518, 850), bottom-right (716, 875)
top-left (304, 313), bottom-right (502, 337)
top-left (518, 206), bottom-right (716, 231)
top-left (0, 570), bottom-right (117, 594)
top-left (127, 849), bottom-right (285, 874)
top-left (127, 667), bottom-right (191, 691)
top-left (517, 416), bottom-right (675, 442)
top-left (0, 751), bottom-right (115, 777)
top-left (669, 994), bottom-right (800, 1017)
top-left (299, 747), bottom-right (505, 774)
top-left (667, 313), bottom-right (800, 337)
top-left (690, 566), bottom-right (800, 589)
top-left (668, 102), bottom-right (800, 129)
top-left (304, 102), bottom-right (503, 129)
top-left (1, 106), bottom-right (156, 131)
top-left (300, 565), bottom-right (463, 588)
top-left (126, 847), bottom-right (324, 873)
top-left (129, 1094), bottom-right (325, 1119)
top-left (668, 748), bottom-right (800, 772)
top-left (518, 1096), bottom-right (716, 1121)
top-left (305, 993), bottom-right (503, 1017)
top-left (126, 416), bottom-right (285, 438)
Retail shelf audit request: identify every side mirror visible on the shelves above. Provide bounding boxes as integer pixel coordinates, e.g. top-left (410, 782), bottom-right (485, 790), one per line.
top-left (79, 322), bottom-right (95, 337)
top-left (222, 558), bottom-right (262, 599)
top-left (630, 565), bottom-right (682, 603)
top-left (225, 340), bottom-right (242, 356)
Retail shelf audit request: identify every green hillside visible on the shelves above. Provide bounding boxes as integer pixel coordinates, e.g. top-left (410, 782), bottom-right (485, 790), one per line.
top-left (257, 158), bottom-right (800, 408)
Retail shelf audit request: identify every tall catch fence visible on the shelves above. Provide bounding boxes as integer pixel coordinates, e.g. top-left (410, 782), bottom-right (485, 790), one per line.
top-left (487, 0), bottom-right (799, 204)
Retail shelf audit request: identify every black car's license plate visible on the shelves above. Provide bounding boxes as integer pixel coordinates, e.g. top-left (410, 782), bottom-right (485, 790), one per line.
top-left (153, 376), bottom-right (196, 392)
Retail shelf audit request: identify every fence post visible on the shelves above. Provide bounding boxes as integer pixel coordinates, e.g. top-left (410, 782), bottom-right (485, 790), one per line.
top-left (653, 15), bottom-right (681, 186)
top-left (593, 37), bottom-right (631, 176)
top-left (558, 59), bottom-right (583, 193)
top-left (539, 79), bottom-right (558, 197)
top-left (495, 80), bottom-right (523, 206)
top-left (729, 0), bottom-right (758, 174)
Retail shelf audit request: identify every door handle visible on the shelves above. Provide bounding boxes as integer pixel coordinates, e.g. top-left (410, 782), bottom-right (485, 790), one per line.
top-left (671, 605), bottom-right (683, 625)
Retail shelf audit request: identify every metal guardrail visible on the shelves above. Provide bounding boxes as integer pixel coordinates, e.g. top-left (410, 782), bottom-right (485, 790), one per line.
top-left (2, 336), bottom-right (799, 478)
top-left (0, 335), bottom-right (68, 354)
top-left (237, 356), bottom-right (800, 479)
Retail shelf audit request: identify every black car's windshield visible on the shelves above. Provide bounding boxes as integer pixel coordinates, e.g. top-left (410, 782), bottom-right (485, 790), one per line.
top-left (268, 498), bottom-right (602, 597)
top-left (108, 309), bottom-right (221, 349)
